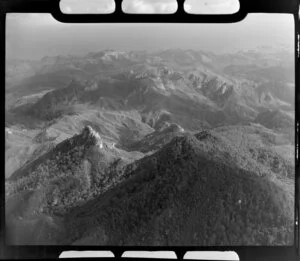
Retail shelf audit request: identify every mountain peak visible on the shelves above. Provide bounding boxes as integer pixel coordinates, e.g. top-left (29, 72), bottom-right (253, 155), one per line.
top-left (81, 125), bottom-right (103, 149)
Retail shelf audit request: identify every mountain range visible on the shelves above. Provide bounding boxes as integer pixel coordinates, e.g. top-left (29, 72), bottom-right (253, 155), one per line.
top-left (5, 47), bottom-right (295, 245)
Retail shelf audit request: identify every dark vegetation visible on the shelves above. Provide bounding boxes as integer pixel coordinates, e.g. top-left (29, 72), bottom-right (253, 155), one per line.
top-left (255, 109), bottom-right (294, 130)
top-left (62, 134), bottom-right (293, 245)
top-left (6, 126), bottom-right (139, 217)
top-left (5, 49), bottom-right (295, 246)
top-left (248, 147), bottom-right (294, 179)
top-left (19, 80), bottom-right (83, 121)
top-left (5, 126), bottom-right (294, 245)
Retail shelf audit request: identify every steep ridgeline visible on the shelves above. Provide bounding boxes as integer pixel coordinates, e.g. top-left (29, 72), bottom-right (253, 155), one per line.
top-left (255, 109), bottom-right (294, 131)
top-left (5, 48), bottom-right (295, 245)
top-left (7, 48), bottom-right (294, 131)
top-left (6, 125), bottom-right (145, 244)
top-left (128, 122), bottom-right (186, 153)
top-left (63, 133), bottom-right (293, 246)
top-left (6, 127), bottom-right (294, 245)
top-left (11, 80), bottom-right (86, 122)
top-left (6, 126), bottom-right (143, 215)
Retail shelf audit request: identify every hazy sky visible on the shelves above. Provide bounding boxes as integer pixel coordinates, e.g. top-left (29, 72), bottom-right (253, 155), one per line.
top-left (6, 11), bottom-right (294, 60)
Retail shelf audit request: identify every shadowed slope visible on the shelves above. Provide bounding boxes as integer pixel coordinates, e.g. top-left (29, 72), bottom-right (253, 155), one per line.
top-left (63, 134), bottom-right (293, 246)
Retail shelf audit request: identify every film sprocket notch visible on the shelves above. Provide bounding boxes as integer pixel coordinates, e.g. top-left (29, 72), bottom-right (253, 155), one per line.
top-left (0, 0), bottom-right (299, 260)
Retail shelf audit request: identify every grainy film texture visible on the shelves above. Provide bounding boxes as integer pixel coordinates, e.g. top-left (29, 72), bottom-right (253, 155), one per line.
top-left (5, 13), bottom-right (295, 245)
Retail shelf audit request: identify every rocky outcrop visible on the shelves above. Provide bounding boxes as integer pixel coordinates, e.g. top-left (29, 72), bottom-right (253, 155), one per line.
top-left (82, 126), bottom-right (103, 149)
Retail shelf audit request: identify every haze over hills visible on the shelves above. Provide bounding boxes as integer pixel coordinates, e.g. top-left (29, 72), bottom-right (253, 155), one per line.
top-left (5, 47), bottom-right (295, 245)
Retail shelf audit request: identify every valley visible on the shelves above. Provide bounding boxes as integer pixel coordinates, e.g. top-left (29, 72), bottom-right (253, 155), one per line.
top-left (5, 47), bottom-right (295, 245)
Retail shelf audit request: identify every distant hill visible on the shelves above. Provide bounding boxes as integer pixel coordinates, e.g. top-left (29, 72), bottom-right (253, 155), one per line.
top-left (128, 122), bottom-right (186, 153)
top-left (255, 109), bottom-right (294, 130)
top-left (6, 49), bottom-right (294, 142)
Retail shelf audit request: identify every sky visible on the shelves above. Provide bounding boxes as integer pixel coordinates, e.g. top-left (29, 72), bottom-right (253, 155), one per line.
top-left (6, 1), bottom-right (294, 60)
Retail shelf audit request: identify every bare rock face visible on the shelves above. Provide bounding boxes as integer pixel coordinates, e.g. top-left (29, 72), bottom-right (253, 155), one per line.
top-left (81, 125), bottom-right (103, 149)
top-left (165, 123), bottom-right (185, 133)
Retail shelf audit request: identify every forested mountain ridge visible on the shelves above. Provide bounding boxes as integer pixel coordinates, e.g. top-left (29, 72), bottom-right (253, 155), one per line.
top-left (5, 48), bottom-right (295, 245)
